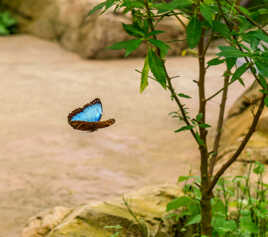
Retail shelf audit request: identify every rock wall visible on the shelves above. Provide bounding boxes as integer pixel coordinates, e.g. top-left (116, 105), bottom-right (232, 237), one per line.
top-left (2, 0), bottom-right (186, 59)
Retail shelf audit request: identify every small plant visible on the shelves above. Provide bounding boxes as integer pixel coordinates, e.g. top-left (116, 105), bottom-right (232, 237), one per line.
top-left (104, 225), bottom-right (123, 237)
top-left (166, 162), bottom-right (268, 236)
top-left (0, 11), bottom-right (17, 35)
top-left (89, 0), bottom-right (268, 235)
top-left (105, 198), bottom-right (151, 237)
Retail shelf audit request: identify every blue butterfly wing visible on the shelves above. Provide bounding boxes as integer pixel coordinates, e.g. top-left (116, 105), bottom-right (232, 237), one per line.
top-left (71, 103), bottom-right (102, 122)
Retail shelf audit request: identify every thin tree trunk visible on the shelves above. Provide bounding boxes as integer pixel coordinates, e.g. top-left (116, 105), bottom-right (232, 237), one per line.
top-left (198, 27), bottom-right (213, 236)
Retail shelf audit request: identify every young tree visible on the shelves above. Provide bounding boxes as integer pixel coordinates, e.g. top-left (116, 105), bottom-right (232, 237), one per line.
top-left (89, 0), bottom-right (268, 235)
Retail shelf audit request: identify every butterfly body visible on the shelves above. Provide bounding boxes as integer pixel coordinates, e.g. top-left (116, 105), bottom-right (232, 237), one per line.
top-left (68, 98), bottom-right (115, 132)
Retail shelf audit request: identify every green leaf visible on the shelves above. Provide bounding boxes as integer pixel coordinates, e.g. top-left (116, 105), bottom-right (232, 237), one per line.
top-left (240, 215), bottom-right (258, 233)
top-left (207, 58), bottom-right (224, 66)
top-left (186, 17), bottom-right (202, 49)
top-left (153, 0), bottom-right (192, 12)
top-left (178, 93), bottom-right (192, 99)
top-left (178, 176), bottom-right (191, 182)
top-left (196, 113), bottom-right (203, 122)
top-left (122, 23), bottom-right (145, 37)
top-left (121, 1), bottom-right (145, 9)
top-left (105, 0), bottom-right (115, 9)
top-left (195, 133), bottom-right (205, 146)
top-left (254, 29), bottom-right (268, 43)
top-left (146, 30), bottom-right (164, 38)
top-left (88, 1), bottom-right (106, 15)
top-left (265, 96), bottom-right (268, 107)
top-left (186, 214), bottom-right (201, 226)
top-left (253, 161), bottom-right (265, 174)
top-left (174, 125), bottom-right (194, 133)
top-left (231, 63), bottom-right (249, 86)
top-left (170, 0), bottom-right (193, 8)
top-left (125, 40), bottom-right (142, 57)
top-left (242, 31), bottom-right (261, 50)
top-left (0, 24), bottom-right (9, 35)
top-left (212, 215), bottom-right (237, 234)
top-left (225, 57), bottom-right (237, 71)
top-left (212, 21), bottom-right (230, 39)
top-left (258, 75), bottom-right (268, 90)
top-left (212, 198), bottom-right (225, 214)
top-left (148, 39), bottom-right (170, 58)
top-left (200, 3), bottom-right (214, 25)
top-left (148, 49), bottom-right (167, 89)
top-left (217, 46), bottom-right (248, 58)
top-left (109, 39), bottom-right (142, 57)
top-left (255, 59), bottom-right (268, 77)
top-left (166, 196), bottom-right (192, 211)
top-left (140, 55), bottom-right (149, 93)
top-left (199, 123), bottom-right (211, 128)
top-left (1, 12), bottom-right (16, 27)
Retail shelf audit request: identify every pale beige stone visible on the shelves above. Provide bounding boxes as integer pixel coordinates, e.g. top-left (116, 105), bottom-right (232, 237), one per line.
top-left (22, 206), bottom-right (72, 237)
top-left (2, 0), bottom-right (186, 58)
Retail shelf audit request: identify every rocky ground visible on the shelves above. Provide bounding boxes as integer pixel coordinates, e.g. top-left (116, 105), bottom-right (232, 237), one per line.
top-left (0, 35), bottom-right (253, 236)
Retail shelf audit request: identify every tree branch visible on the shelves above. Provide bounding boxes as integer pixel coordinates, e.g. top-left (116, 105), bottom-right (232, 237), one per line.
top-left (208, 94), bottom-right (265, 193)
top-left (209, 69), bottom-right (230, 177)
top-left (225, 0), bottom-right (268, 36)
top-left (144, 0), bottom-right (198, 143)
top-left (198, 29), bottom-right (210, 183)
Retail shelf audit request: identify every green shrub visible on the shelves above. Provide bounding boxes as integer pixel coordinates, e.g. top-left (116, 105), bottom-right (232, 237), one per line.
top-left (166, 162), bottom-right (268, 237)
top-left (0, 11), bottom-right (17, 35)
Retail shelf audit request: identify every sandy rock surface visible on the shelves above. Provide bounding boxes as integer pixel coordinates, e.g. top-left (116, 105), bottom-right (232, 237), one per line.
top-left (0, 35), bottom-right (253, 236)
top-left (22, 185), bottom-right (181, 237)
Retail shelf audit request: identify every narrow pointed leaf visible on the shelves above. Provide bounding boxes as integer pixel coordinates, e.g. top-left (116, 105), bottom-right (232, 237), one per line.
top-left (217, 46), bottom-right (248, 58)
top-left (207, 58), bottom-right (224, 66)
top-left (186, 17), bottom-right (202, 49)
top-left (213, 21), bottom-right (230, 39)
top-left (146, 30), bottom-right (165, 37)
top-left (122, 23), bottom-right (145, 37)
top-left (225, 57), bottom-right (237, 70)
top-left (148, 49), bottom-right (167, 88)
top-left (174, 125), bottom-right (194, 133)
top-left (148, 39), bottom-right (170, 58)
top-left (200, 3), bottom-right (214, 25)
top-left (196, 113), bottom-right (203, 122)
top-left (199, 123), bottom-right (211, 128)
top-left (255, 60), bottom-right (268, 77)
top-left (125, 39), bottom-right (143, 57)
top-left (178, 93), bottom-right (192, 99)
top-left (195, 133), bottom-right (205, 146)
top-left (88, 1), bottom-right (106, 15)
top-left (140, 55), bottom-right (149, 93)
top-left (231, 63), bottom-right (249, 86)
top-left (109, 39), bottom-right (142, 57)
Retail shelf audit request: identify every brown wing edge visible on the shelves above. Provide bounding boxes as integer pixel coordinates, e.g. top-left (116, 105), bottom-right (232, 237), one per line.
top-left (68, 119), bottom-right (116, 132)
top-left (67, 98), bottom-right (103, 123)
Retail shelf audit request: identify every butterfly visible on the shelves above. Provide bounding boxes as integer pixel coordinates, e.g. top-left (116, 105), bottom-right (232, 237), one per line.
top-left (68, 98), bottom-right (115, 132)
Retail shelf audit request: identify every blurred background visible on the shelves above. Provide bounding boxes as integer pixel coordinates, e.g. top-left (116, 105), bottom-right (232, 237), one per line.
top-left (0, 0), bottom-right (267, 236)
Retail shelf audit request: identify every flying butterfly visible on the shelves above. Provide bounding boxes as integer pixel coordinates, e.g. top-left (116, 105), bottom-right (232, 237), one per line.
top-left (68, 98), bottom-right (115, 132)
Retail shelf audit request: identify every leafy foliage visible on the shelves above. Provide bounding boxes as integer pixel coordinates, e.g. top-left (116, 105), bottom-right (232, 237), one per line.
top-left (166, 162), bottom-right (268, 236)
top-left (0, 11), bottom-right (17, 35)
